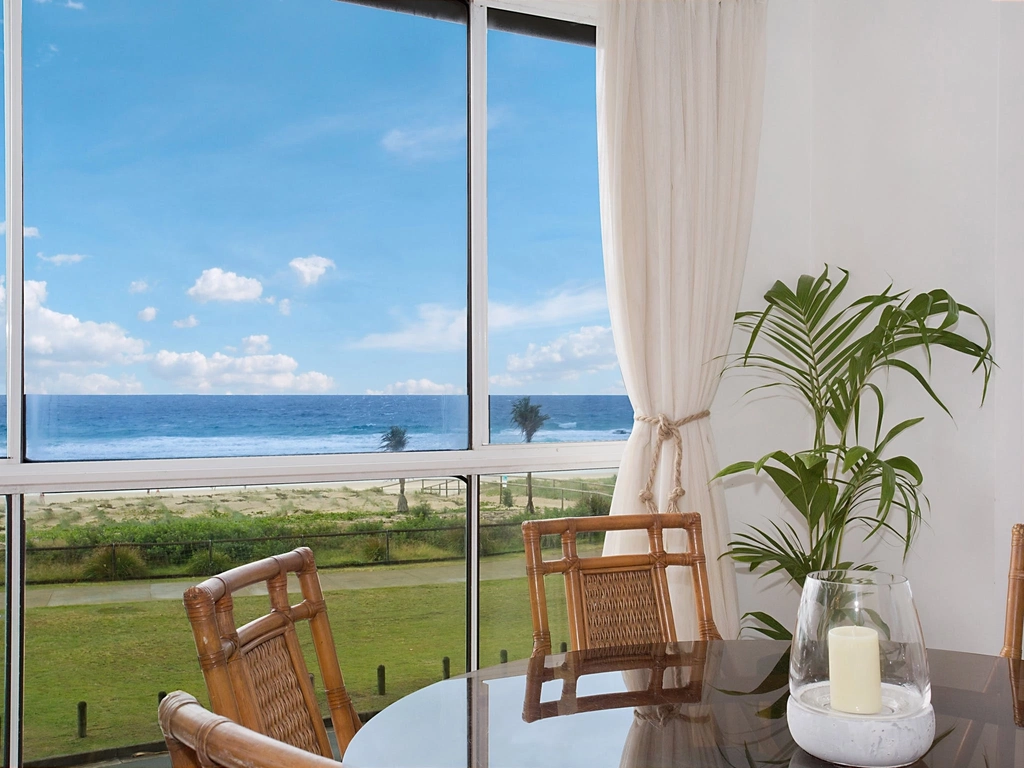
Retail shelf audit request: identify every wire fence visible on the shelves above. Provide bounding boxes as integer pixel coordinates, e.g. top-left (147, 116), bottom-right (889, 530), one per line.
top-left (14, 521), bottom-right (607, 585)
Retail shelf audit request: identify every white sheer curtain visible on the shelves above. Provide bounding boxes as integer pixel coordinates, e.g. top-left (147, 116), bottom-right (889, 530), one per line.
top-left (598, 0), bottom-right (769, 640)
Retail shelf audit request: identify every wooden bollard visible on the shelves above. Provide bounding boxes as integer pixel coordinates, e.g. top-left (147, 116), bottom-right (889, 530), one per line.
top-left (442, 656), bottom-right (450, 680)
top-left (500, 649), bottom-right (508, 663)
top-left (560, 642), bottom-right (568, 653)
top-left (377, 664), bottom-right (386, 695)
top-left (77, 701), bottom-right (87, 738)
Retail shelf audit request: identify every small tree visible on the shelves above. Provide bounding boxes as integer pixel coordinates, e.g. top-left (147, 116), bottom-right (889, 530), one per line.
top-left (381, 425), bottom-right (409, 513)
top-left (510, 397), bottom-right (550, 514)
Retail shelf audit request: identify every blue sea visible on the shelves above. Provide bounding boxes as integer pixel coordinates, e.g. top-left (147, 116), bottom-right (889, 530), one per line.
top-left (11, 395), bottom-right (634, 461)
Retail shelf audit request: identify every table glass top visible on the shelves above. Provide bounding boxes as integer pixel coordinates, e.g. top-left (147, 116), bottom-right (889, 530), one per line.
top-left (343, 640), bottom-right (1023, 768)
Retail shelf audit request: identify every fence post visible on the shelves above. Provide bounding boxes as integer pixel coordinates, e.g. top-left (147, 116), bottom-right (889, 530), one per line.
top-left (377, 665), bottom-right (386, 695)
top-left (110, 543), bottom-right (117, 581)
top-left (500, 649), bottom-right (508, 664)
top-left (77, 701), bottom-right (87, 738)
top-left (385, 531), bottom-right (391, 564)
top-left (442, 657), bottom-right (450, 680)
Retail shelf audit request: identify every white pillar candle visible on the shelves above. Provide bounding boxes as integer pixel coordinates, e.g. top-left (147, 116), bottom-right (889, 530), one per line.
top-left (828, 625), bottom-right (882, 714)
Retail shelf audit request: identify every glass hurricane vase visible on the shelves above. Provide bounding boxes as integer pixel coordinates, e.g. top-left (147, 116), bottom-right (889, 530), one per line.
top-left (787, 571), bottom-right (935, 768)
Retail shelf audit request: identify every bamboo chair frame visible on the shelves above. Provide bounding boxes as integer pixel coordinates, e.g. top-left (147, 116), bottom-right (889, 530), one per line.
top-left (522, 641), bottom-right (709, 723)
top-left (159, 691), bottom-right (344, 768)
top-left (1001, 523), bottom-right (1024, 659)
top-left (183, 547), bottom-right (360, 759)
top-left (522, 513), bottom-right (722, 657)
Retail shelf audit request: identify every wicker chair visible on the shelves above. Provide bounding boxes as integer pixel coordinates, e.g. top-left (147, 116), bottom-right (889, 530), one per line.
top-left (1001, 523), bottom-right (1024, 658)
top-left (522, 512), bottom-right (722, 657)
top-left (183, 547), bottom-right (360, 759)
top-left (159, 691), bottom-right (344, 768)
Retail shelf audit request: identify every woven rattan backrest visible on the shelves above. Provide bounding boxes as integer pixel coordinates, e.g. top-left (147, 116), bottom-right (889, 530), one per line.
top-left (183, 547), bottom-right (360, 758)
top-left (159, 691), bottom-right (344, 768)
top-left (522, 642), bottom-right (708, 722)
top-left (522, 513), bottom-right (721, 657)
top-left (1002, 524), bottom-right (1024, 659)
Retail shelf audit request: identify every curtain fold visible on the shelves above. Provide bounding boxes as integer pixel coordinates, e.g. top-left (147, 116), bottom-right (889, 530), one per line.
top-left (598, 0), bottom-right (769, 640)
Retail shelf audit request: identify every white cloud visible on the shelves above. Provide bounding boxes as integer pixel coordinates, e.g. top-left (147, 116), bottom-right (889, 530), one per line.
top-left (352, 304), bottom-right (466, 352)
top-left (367, 379), bottom-right (464, 396)
top-left (150, 350), bottom-right (333, 394)
top-left (129, 280), bottom-right (149, 294)
top-left (381, 121), bottom-right (465, 161)
top-left (173, 315), bottom-right (199, 329)
top-left (351, 288), bottom-right (608, 353)
top-left (490, 287), bottom-right (608, 330)
top-left (187, 268), bottom-right (263, 303)
top-left (242, 334), bottom-right (271, 354)
top-left (491, 326), bottom-right (619, 387)
top-left (0, 222), bottom-right (41, 238)
top-left (138, 307), bottom-right (157, 322)
top-left (278, 299), bottom-right (292, 316)
top-left (38, 252), bottom-right (86, 266)
top-left (290, 255), bottom-right (335, 286)
top-left (5, 280), bottom-right (147, 368)
top-left (34, 372), bottom-right (142, 395)
top-left (34, 0), bottom-right (84, 8)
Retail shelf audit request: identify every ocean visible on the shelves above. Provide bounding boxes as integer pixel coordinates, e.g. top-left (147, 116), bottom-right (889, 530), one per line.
top-left (11, 395), bottom-right (634, 461)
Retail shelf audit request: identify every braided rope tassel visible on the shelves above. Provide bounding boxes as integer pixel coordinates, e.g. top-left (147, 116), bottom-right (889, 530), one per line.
top-left (634, 410), bottom-right (710, 514)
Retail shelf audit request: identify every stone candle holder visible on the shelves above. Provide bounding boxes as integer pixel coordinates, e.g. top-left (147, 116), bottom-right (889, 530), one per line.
top-left (787, 571), bottom-right (935, 767)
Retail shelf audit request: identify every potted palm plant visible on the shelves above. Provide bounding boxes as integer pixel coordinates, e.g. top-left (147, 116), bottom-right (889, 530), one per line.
top-left (717, 266), bottom-right (994, 638)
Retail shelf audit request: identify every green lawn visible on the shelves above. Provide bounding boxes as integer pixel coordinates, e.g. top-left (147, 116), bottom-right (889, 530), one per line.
top-left (23, 576), bottom-right (569, 763)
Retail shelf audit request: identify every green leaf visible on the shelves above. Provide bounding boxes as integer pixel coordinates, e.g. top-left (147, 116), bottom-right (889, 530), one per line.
top-left (741, 611), bottom-right (793, 641)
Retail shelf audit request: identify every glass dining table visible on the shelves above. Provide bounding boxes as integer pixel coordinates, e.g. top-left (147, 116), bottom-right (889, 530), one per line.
top-left (342, 640), bottom-right (1022, 768)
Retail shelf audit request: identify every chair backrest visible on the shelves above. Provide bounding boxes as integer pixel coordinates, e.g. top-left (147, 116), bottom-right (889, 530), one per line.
top-left (522, 641), bottom-right (708, 723)
top-left (159, 691), bottom-right (344, 768)
top-left (522, 512), bottom-right (721, 657)
top-left (183, 547), bottom-right (360, 758)
top-left (1002, 523), bottom-right (1024, 658)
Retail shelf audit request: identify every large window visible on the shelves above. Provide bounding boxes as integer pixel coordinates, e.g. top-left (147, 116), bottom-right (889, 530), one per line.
top-left (487, 23), bottom-right (629, 445)
top-left (2, 3), bottom-right (619, 765)
top-left (22, 0), bottom-right (468, 461)
top-left (23, 481), bottom-right (467, 763)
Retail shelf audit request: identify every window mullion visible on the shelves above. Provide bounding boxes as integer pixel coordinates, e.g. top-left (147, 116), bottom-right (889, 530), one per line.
top-left (4, 0), bottom-right (26, 759)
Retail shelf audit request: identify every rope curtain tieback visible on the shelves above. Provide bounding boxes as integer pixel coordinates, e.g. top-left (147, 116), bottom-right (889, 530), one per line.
top-left (634, 410), bottom-right (711, 515)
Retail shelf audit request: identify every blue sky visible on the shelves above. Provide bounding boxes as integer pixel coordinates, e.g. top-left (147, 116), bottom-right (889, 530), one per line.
top-left (2, 0), bottom-right (622, 397)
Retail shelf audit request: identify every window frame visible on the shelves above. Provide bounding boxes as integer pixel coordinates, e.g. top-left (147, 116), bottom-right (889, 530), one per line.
top-left (1, 1), bottom-right (611, 764)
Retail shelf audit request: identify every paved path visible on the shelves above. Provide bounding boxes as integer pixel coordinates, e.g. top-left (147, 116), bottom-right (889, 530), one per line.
top-left (15, 554), bottom-right (532, 609)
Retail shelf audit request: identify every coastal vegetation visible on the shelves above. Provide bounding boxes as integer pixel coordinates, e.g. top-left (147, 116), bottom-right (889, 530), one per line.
top-left (17, 476), bottom-right (614, 585)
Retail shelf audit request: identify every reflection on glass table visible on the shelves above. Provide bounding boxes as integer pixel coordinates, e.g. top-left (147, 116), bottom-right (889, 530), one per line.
top-left (343, 640), bottom-right (1024, 768)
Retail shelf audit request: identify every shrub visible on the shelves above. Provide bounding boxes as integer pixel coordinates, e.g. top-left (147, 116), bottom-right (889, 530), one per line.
top-left (185, 550), bottom-right (236, 577)
top-left (410, 501), bottom-right (433, 519)
top-left (82, 545), bottom-right (149, 581)
top-left (500, 486), bottom-right (514, 508)
top-left (362, 534), bottom-right (388, 563)
top-left (573, 494), bottom-right (611, 517)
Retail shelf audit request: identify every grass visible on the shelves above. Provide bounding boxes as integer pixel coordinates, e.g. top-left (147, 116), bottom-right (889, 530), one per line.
top-left (22, 575), bottom-right (569, 763)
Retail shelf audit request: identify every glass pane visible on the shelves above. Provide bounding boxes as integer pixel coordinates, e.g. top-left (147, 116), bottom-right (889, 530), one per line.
top-left (487, 28), bottom-right (628, 444)
top-left (23, 479), bottom-right (467, 762)
top-left (23, 1), bottom-right (468, 461)
top-left (479, 469), bottom-right (615, 665)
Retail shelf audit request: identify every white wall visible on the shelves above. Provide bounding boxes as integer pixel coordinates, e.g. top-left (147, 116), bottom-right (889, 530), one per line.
top-left (716, 0), bottom-right (1022, 654)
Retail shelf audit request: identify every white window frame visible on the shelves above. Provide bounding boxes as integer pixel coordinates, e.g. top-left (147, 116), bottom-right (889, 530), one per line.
top-left (1, 1), bottom-right (614, 763)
